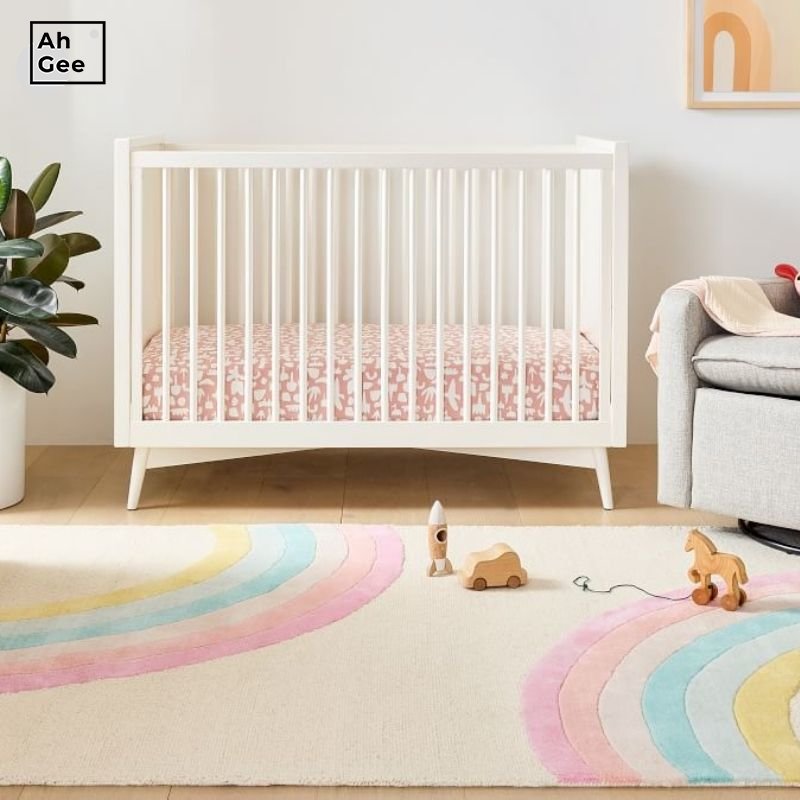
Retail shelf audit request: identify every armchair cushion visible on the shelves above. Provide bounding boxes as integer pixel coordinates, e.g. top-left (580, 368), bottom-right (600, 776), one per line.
top-left (693, 335), bottom-right (800, 398)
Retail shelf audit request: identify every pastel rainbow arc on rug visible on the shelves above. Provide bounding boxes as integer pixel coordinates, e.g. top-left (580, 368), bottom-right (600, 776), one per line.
top-left (522, 571), bottom-right (800, 786)
top-left (0, 523), bottom-right (403, 694)
top-left (0, 525), bottom-right (251, 622)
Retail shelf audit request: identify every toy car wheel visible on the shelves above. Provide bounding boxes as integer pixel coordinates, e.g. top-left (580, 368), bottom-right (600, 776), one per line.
top-left (507, 575), bottom-right (521, 589)
top-left (473, 577), bottom-right (487, 591)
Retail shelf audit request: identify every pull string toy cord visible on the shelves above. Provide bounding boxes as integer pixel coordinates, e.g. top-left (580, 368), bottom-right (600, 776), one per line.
top-left (572, 575), bottom-right (693, 602)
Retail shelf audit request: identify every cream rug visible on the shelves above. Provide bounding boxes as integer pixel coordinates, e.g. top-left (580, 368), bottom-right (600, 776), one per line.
top-left (0, 523), bottom-right (799, 787)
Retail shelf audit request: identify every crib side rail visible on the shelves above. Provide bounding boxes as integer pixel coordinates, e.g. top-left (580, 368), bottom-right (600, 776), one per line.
top-left (116, 140), bottom-right (627, 447)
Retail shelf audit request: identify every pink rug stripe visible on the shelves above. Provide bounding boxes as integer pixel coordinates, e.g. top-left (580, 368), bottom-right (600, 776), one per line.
top-left (0, 525), bottom-right (403, 694)
top-left (522, 571), bottom-right (800, 783)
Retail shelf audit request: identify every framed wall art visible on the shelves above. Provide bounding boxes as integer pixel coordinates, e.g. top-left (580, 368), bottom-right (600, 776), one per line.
top-left (688, 0), bottom-right (800, 108)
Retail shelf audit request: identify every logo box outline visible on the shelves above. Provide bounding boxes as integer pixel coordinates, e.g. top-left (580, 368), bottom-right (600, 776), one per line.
top-left (30, 21), bottom-right (106, 85)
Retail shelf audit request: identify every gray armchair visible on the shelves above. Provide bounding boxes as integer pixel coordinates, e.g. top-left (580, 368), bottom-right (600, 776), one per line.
top-left (657, 279), bottom-right (800, 530)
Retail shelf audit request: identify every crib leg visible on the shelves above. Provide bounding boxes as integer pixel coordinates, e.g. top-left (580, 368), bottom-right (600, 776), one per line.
top-left (593, 447), bottom-right (614, 510)
top-left (127, 447), bottom-right (150, 511)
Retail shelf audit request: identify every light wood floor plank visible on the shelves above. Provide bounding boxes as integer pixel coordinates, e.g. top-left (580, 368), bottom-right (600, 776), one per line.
top-left (342, 449), bottom-right (430, 524)
top-left (2, 446), bottom-right (118, 524)
top-left (505, 446), bottom-right (734, 527)
top-left (71, 449), bottom-right (183, 525)
top-left (464, 790), bottom-right (800, 799)
top-left (24, 446), bottom-right (47, 469)
top-left (425, 450), bottom-right (520, 525)
top-left (169, 788), bottom-right (320, 799)
top-left (19, 787), bottom-right (169, 799)
top-left (0, 787), bottom-right (22, 800)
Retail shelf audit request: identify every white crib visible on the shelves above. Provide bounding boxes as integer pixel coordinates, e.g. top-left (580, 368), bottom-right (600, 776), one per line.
top-left (114, 137), bottom-right (628, 510)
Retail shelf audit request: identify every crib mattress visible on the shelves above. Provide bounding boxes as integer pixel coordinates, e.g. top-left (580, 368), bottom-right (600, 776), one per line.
top-left (142, 323), bottom-right (600, 422)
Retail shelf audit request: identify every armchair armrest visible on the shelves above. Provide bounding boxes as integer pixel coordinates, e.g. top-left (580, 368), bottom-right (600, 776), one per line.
top-left (657, 278), bottom-right (800, 508)
top-left (657, 289), bottom-right (722, 507)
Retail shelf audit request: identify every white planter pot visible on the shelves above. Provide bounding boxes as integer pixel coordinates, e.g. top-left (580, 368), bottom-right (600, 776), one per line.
top-left (0, 374), bottom-right (26, 509)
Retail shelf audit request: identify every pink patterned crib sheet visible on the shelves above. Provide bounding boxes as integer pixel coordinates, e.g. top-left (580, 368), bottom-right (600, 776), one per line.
top-left (142, 323), bottom-right (600, 422)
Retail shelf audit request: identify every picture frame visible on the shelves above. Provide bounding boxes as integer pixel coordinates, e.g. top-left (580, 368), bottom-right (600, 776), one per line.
top-left (687, 0), bottom-right (800, 109)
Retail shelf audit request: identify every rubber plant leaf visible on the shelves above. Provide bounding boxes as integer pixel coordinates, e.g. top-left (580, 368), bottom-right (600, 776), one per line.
top-left (0, 190), bottom-right (36, 239)
top-left (0, 278), bottom-right (58, 320)
top-left (16, 338), bottom-right (50, 365)
top-left (0, 238), bottom-right (44, 259)
top-left (27, 163), bottom-right (60, 212)
top-left (0, 157), bottom-right (11, 218)
top-left (0, 340), bottom-right (55, 393)
top-left (56, 275), bottom-right (85, 291)
top-left (18, 233), bottom-right (70, 285)
top-left (13, 319), bottom-right (77, 358)
top-left (33, 210), bottom-right (82, 234)
top-left (49, 312), bottom-right (99, 327)
top-left (62, 232), bottom-right (101, 258)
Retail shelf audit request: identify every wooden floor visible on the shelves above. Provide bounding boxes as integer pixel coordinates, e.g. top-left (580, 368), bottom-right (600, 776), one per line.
top-left (5, 445), bottom-right (793, 800)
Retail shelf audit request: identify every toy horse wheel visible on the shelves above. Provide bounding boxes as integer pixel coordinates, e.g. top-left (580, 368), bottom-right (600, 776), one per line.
top-left (473, 577), bottom-right (487, 591)
top-left (688, 568), bottom-right (701, 583)
top-left (507, 575), bottom-right (521, 589)
top-left (721, 593), bottom-right (740, 612)
top-left (739, 589), bottom-right (747, 605)
top-left (692, 583), bottom-right (717, 605)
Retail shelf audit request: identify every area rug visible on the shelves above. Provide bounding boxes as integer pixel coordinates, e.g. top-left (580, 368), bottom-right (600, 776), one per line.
top-left (0, 522), bottom-right (798, 786)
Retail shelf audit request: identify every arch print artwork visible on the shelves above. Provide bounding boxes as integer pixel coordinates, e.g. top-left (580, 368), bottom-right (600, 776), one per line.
top-left (688, 0), bottom-right (800, 108)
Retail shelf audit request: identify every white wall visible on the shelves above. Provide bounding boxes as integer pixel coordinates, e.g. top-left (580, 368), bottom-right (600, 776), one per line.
top-left (4, 0), bottom-right (800, 444)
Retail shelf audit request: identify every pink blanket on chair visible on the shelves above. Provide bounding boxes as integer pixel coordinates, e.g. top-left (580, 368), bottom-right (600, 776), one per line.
top-left (647, 276), bottom-right (800, 373)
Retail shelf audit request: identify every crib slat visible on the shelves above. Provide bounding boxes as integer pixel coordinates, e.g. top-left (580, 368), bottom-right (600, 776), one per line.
top-left (541, 168), bottom-right (554, 422)
top-left (261, 170), bottom-right (271, 327)
top-left (160, 168), bottom-right (171, 422)
top-left (424, 168), bottom-right (434, 325)
top-left (353, 168), bottom-right (363, 422)
top-left (284, 170), bottom-right (294, 323)
top-left (490, 169), bottom-right (499, 422)
top-left (599, 168), bottom-right (614, 423)
top-left (307, 170), bottom-right (316, 326)
top-left (131, 167), bottom-right (144, 425)
top-left (447, 169), bottom-right (457, 324)
top-left (380, 168), bottom-right (390, 422)
top-left (435, 169), bottom-right (444, 423)
top-left (298, 168), bottom-right (308, 422)
top-left (408, 169), bottom-right (417, 422)
top-left (326, 168), bottom-right (335, 422)
top-left (517, 170), bottom-right (526, 422)
top-left (462, 169), bottom-right (471, 422)
top-left (188, 167), bottom-right (199, 423)
top-left (244, 168), bottom-right (254, 422)
top-left (569, 169), bottom-right (581, 423)
top-left (271, 169), bottom-right (281, 421)
top-left (215, 169), bottom-right (226, 422)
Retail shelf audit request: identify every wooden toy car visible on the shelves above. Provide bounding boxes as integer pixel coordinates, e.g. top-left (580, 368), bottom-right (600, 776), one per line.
top-left (458, 543), bottom-right (528, 590)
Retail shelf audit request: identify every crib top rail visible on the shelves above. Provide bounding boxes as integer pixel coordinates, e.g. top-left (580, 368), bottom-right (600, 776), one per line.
top-left (126, 137), bottom-right (624, 171)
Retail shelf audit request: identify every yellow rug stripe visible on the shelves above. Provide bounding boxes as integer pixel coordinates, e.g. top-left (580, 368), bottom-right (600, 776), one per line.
top-left (0, 525), bottom-right (251, 622)
top-left (734, 648), bottom-right (800, 781)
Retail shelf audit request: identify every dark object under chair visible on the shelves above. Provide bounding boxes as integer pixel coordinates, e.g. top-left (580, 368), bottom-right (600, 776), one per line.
top-left (739, 519), bottom-right (800, 556)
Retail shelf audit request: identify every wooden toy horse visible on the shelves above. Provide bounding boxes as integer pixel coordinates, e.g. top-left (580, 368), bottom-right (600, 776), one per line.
top-left (685, 529), bottom-right (748, 611)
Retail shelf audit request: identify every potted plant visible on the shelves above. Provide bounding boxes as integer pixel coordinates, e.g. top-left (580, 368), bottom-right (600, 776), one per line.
top-left (0, 156), bottom-right (99, 509)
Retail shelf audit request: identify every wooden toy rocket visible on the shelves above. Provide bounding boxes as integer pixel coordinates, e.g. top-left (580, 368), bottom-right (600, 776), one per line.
top-left (427, 500), bottom-right (453, 577)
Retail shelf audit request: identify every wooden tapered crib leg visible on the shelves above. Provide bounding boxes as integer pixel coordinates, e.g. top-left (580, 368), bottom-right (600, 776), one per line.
top-left (127, 447), bottom-right (150, 511)
top-left (593, 447), bottom-right (614, 510)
